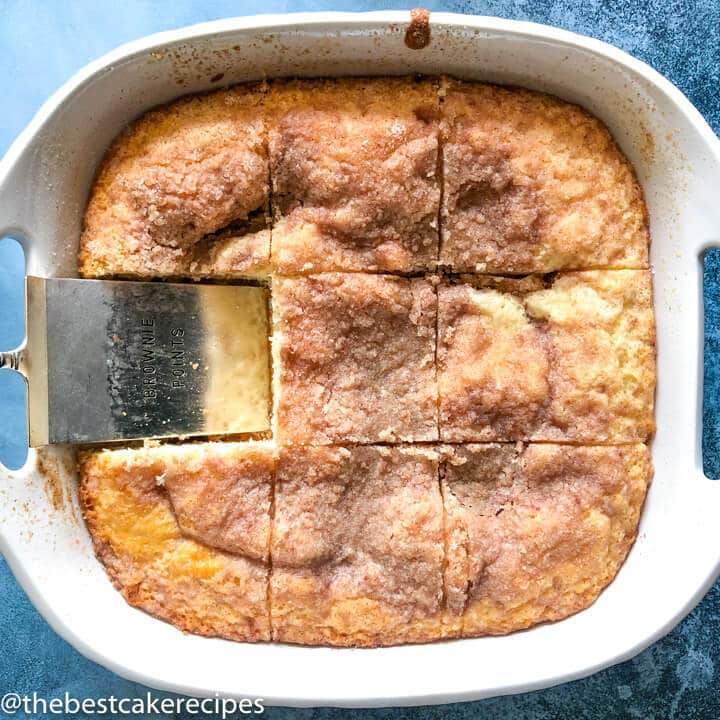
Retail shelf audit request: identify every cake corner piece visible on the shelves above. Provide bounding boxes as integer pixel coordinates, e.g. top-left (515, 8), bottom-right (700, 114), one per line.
top-left (439, 79), bottom-right (650, 274)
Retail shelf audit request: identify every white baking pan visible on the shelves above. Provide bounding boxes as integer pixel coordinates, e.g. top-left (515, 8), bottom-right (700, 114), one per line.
top-left (0, 11), bottom-right (718, 708)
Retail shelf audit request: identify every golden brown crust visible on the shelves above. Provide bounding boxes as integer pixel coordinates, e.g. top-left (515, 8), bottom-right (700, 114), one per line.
top-left (438, 270), bottom-right (656, 442)
top-left (271, 445), bottom-right (445, 646)
top-left (441, 443), bottom-right (652, 636)
top-left (78, 439), bottom-right (653, 645)
top-left (160, 443), bottom-right (274, 560)
top-left (78, 443), bottom-right (273, 642)
top-left (440, 80), bottom-right (650, 273)
top-left (268, 77), bottom-right (440, 274)
top-left (79, 86), bottom-right (270, 279)
top-left (272, 273), bottom-right (438, 444)
top-left (76, 77), bottom-right (656, 648)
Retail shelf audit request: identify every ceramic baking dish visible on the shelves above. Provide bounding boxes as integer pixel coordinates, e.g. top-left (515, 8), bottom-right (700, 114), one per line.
top-left (0, 10), bottom-right (718, 708)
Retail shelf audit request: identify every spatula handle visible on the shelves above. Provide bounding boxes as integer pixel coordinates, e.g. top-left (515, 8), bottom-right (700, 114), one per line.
top-left (0, 343), bottom-right (25, 374)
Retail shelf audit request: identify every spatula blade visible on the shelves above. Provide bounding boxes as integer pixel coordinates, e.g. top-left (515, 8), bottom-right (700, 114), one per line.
top-left (25, 277), bottom-right (271, 446)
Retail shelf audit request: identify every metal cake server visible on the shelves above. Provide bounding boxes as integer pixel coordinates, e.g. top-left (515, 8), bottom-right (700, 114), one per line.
top-left (0, 277), bottom-right (271, 446)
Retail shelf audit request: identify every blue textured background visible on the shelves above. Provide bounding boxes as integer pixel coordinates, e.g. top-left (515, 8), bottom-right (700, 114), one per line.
top-left (1, 1), bottom-right (720, 717)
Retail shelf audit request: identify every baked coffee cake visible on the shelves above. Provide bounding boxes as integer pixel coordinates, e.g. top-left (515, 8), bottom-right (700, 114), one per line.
top-left (437, 270), bottom-right (655, 442)
top-left (439, 80), bottom-right (649, 273)
top-left (78, 77), bottom-right (655, 646)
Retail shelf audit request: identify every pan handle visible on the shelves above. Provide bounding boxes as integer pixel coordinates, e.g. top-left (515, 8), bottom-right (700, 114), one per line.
top-left (0, 229), bottom-right (29, 472)
top-left (0, 141), bottom-right (34, 256)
